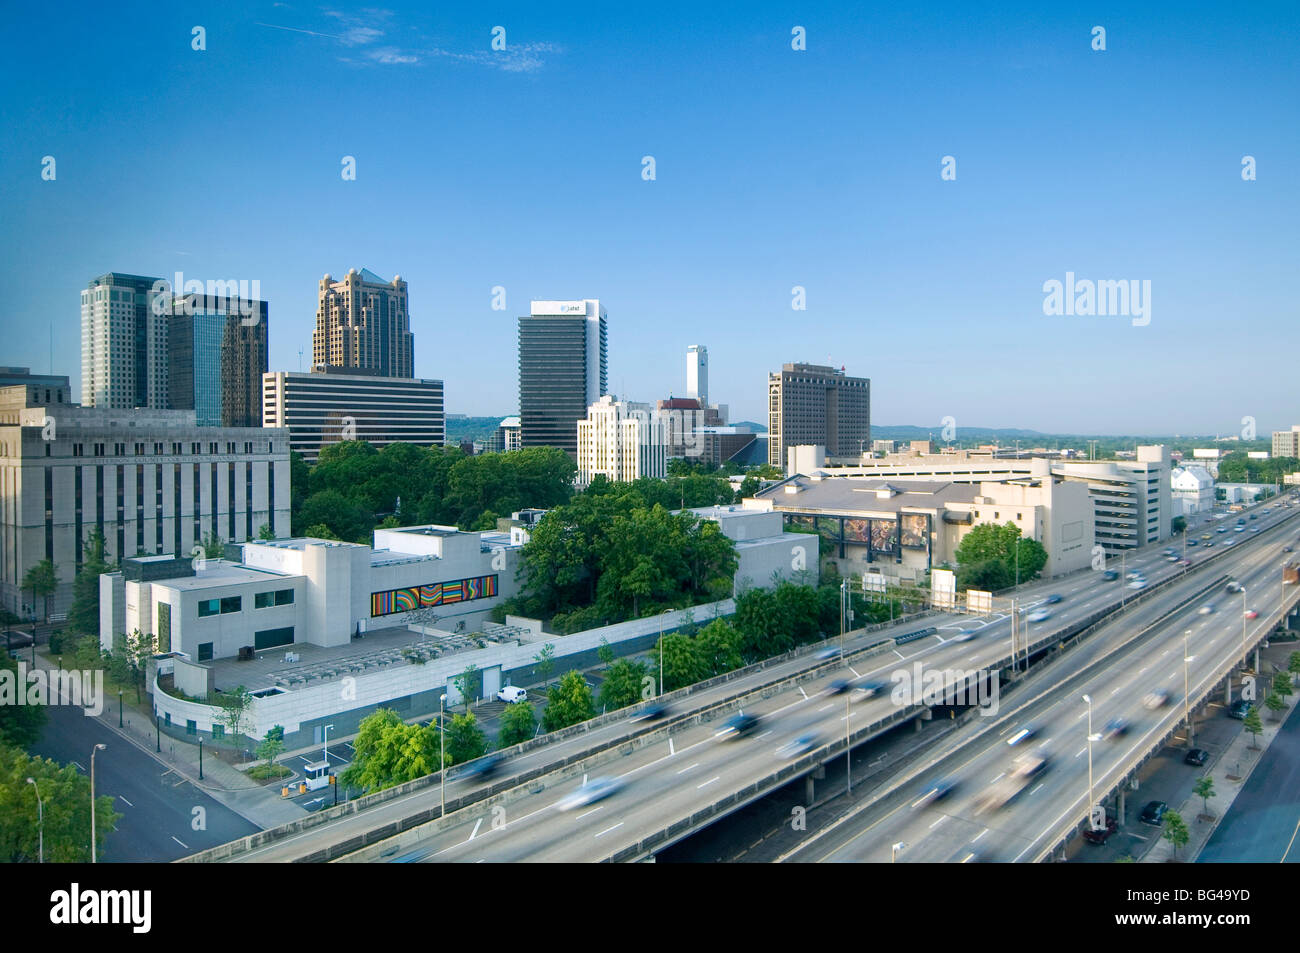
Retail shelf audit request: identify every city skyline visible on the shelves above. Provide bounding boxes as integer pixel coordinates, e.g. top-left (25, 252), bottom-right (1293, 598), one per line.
top-left (4, 2), bottom-right (1297, 433)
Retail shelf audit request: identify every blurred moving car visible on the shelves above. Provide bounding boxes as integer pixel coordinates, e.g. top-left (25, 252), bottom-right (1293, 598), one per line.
top-left (1143, 689), bottom-right (1171, 710)
top-left (717, 712), bottom-right (763, 740)
top-left (974, 751), bottom-right (1049, 815)
top-left (776, 733), bottom-right (821, 759)
top-left (850, 680), bottom-right (888, 703)
top-left (454, 752), bottom-right (504, 782)
top-left (631, 702), bottom-right (671, 722)
top-left (827, 678), bottom-right (854, 695)
top-left (911, 778), bottom-right (957, 809)
top-left (1127, 578), bottom-right (1148, 590)
top-left (1027, 609), bottom-right (1051, 623)
top-left (1102, 570), bottom-right (1120, 580)
top-left (1198, 603), bottom-right (1215, 615)
top-left (953, 629), bottom-right (980, 643)
top-left (1244, 609), bottom-right (1259, 620)
top-left (557, 776), bottom-right (624, 812)
top-left (1045, 594), bottom-right (1063, 605)
top-left (1006, 724), bottom-right (1038, 746)
top-left (1102, 717), bottom-right (1129, 739)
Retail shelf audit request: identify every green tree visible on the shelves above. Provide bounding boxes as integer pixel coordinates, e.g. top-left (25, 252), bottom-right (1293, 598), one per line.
top-left (214, 686), bottom-right (253, 755)
top-left (124, 630), bottom-right (156, 704)
top-left (0, 746), bottom-right (121, 862)
top-left (542, 671), bottom-right (595, 732)
top-left (303, 523), bottom-right (341, 541)
top-left (0, 653), bottom-right (46, 748)
top-left (296, 490), bottom-right (373, 544)
top-left (657, 632), bottom-right (708, 692)
top-left (599, 659), bottom-right (650, 711)
top-left (67, 530), bottom-right (113, 636)
top-left (1289, 652), bottom-right (1300, 680)
top-left (340, 709), bottom-right (405, 791)
top-left (257, 726), bottom-right (285, 770)
top-left (1192, 775), bottom-right (1216, 817)
top-left (497, 701), bottom-right (537, 748)
top-left (1273, 668), bottom-right (1294, 701)
top-left (200, 532), bottom-right (224, 560)
top-left (445, 712), bottom-right (488, 765)
top-left (1171, 516), bottom-right (1187, 535)
top-left (596, 637), bottom-right (614, 668)
top-left (695, 618), bottom-right (743, 676)
top-left (453, 664), bottom-right (481, 712)
top-left (1243, 704), bottom-right (1263, 747)
top-left (1264, 692), bottom-right (1285, 719)
top-left (20, 559), bottom-right (58, 623)
top-left (1162, 811), bottom-right (1190, 860)
top-left (533, 643), bottom-right (556, 687)
top-left (257, 523), bottom-right (276, 541)
top-left (955, 558), bottom-right (1014, 593)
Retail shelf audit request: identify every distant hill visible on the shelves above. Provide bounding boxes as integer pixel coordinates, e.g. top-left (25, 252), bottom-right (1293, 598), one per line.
top-left (445, 416), bottom-right (505, 444)
top-left (873, 425), bottom-right (1046, 441)
top-left (731, 420), bottom-right (768, 433)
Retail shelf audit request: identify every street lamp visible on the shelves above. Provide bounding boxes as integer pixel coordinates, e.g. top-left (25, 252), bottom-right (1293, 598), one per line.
top-left (439, 695), bottom-right (447, 816)
top-left (198, 738), bottom-right (203, 780)
top-left (26, 777), bottom-right (42, 863)
top-left (1082, 694), bottom-right (1100, 830)
top-left (90, 743), bottom-right (107, 863)
top-left (1241, 586), bottom-right (1249, 670)
top-left (1184, 630), bottom-right (1196, 746)
top-left (840, 578), bottom-right (848, 658)
top-left (323, 723), bottom-right (335, 766)
top-left (118, 690), bottom-right (123, 728)
top-left (892, 841), bottom-right (907, 863)
top-left (659, 608), bottom-right (673, 697)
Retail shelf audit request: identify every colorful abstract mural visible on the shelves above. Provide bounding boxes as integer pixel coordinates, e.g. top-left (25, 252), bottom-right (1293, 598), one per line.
top-left (370, 574), bottom-right (498, 617)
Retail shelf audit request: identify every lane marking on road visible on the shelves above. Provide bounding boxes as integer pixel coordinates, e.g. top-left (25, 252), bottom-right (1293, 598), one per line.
top-left (929, 815), bottom-right (948, 830)
top-left (1075, 747), bottom-right (1086, 758)
top-left (676, 762), bottom-right (699, 775)
top-left (697, 776), bottom-right (721, 790)
top-left (594, 822), bottom-right (623, 839)
top-left (972, 828), bottom-right (989, 842)
top-left (1111, 687), bottom-right (1121, 695)
top-left (817, 703), bottom-right (833, 713)
top-left (849, 666), bottom-right (861, 678)
top-left (755, 731), bottom-right (773, 741)
top-left (468, 818), bottom-right (483, 840)
top-left (1077, 711), bottom-right (1088, 720)
top-left (990, 772), bottom-right (1005, 784)
top-left (894, 651), bottom-right (906, 660)
top-left (72, 761), bottom-right (84, 772)
top-left (1030, 783), bottom-right (1045, 795)
top-left (574, 807), bottom-right (603, 821)
top-left (117, 796), bottom-right (133, 807)
top-left (171, 836), bottom-right (189, 849)
top-left (668, 738), bottom-right (675, 757)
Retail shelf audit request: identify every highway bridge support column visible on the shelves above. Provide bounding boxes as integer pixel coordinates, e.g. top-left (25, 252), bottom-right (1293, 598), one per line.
top-left (1117, 789), bottom-right (1126, 828)
top-left (1254, 647), bottom-right (1260, 672)
top-left (807, 764), bottom-right (825, 806)
top-left (1225, 679), bottom-right (1232, 706)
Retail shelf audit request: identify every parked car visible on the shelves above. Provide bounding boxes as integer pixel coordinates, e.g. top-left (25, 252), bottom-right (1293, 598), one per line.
top-left (1083, 816), bottom-right (1119, 844)
top-left (497, 685), bottom-right (528, 704)
top-left (1227, 699), bottom-right (1251, 719)
top-left (1184, 748), bottom-right (1209, 766)
top-left (1140, 800), bottom-right (1169, 825)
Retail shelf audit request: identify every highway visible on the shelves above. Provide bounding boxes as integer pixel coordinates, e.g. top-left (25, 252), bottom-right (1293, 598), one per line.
top-left (350, 501), bottom-right (1299, 862)
top-left (786, 506), bottom-right (1299, 863)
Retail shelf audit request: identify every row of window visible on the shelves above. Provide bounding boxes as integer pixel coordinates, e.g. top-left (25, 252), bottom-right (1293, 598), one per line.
top-left (199, 588), bottom-right (294, 617)
top-left (70, 441), bottom-right (269, 458)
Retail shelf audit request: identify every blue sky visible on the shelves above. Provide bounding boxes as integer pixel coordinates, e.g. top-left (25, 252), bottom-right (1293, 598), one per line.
top-left (2, 1), bottom-right (1297, 434)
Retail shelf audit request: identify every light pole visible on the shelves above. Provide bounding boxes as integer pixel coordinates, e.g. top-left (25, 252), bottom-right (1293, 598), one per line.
top-left (892, 841), bottom-right (907, 863)
top-left (659, 608), bottom-right (673, 697)
top-left (118, 690), bottom-right (123, 728)
top-left (323, 723), bottom-right (335, 767)
top-left (840, 578), bottom-right (848, 658)
top-left (26, 777), bottom-right (43, 863)
top-left (90, 743), bottom-right (106, 863)
top-left (845, 692), bottom-right (852, 795)
top-left (439, 695), bottom-right (447, 816)
top-left (198, 738), bottom-right (203, 780)
top-left (1082, 694), bottom-right (1100, 829)
top-left (1241, 587), bottom-right (1249, 670)
top-left (1184, 630), bottom-right (1195, 747)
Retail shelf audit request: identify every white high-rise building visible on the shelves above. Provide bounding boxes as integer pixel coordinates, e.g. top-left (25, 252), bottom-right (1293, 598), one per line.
top-left (576, 395), bottom-right (667, 484)
top-left (686, 345), bottom-right (708, 406)
top-left (80, 273), bottom-right (170, 410)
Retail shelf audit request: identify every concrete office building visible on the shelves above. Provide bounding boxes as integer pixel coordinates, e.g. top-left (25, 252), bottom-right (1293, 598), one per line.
top-left (576, 396), bottom-right (667, 484)
top-left (744, 466), bottom-right (1094, 584)
top-left (1273, 426), bottom-right (1300, 460)
top-left (0, 368), bottom-right (72, 407)
top-left (768, 363), bottom-right (870, 468)
top-left (0, 384), bottom-right (290, 616)
top-left (486, 416), bottom-right (522, 453)
top-left (786, 444), bottom-right (1172, 555)
top-left (313, 269), bottom-right (414, 378)
top-left (262, 370), bottom-right (445, 464)
top-left (518, 299), bottom-right (607, 455)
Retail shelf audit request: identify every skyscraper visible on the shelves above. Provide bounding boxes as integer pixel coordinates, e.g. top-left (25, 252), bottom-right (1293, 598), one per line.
top-left (518, 299), bottom-right (607, 455)
top-left (80, 273), bottom-right (169, 410)
top-left (767, 362), bottom-right (870, 467)
top-left (168, 292), bottom-right (268, 428)
top-left (313, 269), bottom-right (414, 377)
top-left (686, 344), bottom-right (708, 406)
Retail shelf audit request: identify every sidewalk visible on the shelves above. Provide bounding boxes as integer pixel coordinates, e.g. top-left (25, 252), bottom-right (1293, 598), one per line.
top-left (1142, 663), bottom-right (1293, 863)
top-left (32, 649), bottom-right (309, 829)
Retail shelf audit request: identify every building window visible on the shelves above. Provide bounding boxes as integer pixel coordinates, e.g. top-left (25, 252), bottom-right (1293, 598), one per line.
top-left (255, 589), bottom-right (294, 608)
top-left (197, 642), bottom-right (214, 662)
top-left (186, 720), bottom-right (196, 736)
top-left (198, 598), bottom-right (220, 617)
top-left (219, 596), bottom-right (241, 614)
top-left (254, 626), bottom-right (294, 650)
top-left (212, 724), bottom-right (224, 739)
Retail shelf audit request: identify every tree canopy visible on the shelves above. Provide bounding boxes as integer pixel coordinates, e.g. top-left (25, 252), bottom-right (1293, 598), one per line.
top-left (953, 523), bottom-right (1048, 590)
